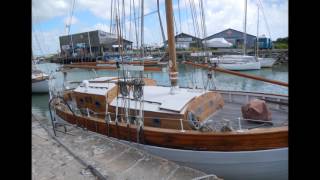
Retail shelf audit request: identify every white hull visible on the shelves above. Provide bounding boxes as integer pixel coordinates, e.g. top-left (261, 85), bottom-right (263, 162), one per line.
top-left (259, 58), bottom-right (276, 68)
top-left (32, 79), bottom-right (49, 93)
top-left (218, 61), bottom-right (261, 70)
top-left (124, 141), bottom-right (288, 180)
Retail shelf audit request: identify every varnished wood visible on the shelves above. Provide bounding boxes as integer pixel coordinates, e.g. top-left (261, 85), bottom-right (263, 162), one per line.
top-left (186, 92), bottom-right (224, 122)
top-left (184, 61), bottom-right (288, 87)
top-left (56, 108), bottom-right (287, 151)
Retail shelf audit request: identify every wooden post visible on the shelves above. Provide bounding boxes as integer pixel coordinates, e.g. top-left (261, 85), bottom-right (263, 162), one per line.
top-left (165, 0), bottom-right (178, 88)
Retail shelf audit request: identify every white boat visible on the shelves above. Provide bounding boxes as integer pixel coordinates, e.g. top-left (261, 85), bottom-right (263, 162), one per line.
top-left (259, 57), bottom-right (276, 68)
top-left (217, 61), bottom-right (261, 70)
top-left (32, 69), bottom-right (49, 93)
top-left (210, 55), bottom-right (261, 70)
top-left (131, 55), bottom-right (160, 62)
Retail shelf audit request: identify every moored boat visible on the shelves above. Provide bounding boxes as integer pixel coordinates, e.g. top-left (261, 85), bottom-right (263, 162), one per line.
top-left (49, 0), bottom-right (288, 179)
top-left (32, 69), bottom-right (49, 93)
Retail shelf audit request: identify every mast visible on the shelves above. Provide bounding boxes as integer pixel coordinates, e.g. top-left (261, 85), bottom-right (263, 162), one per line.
top-left (157, 0), bottom-right (166, 45)
top-left (87, 31), bottom-right (93, 56)
top-left (256, 3), bottom-right (259, 58)
top-left (165, 0), bottom-right (178, 91)
top-left (243, 0), bottom-right (247, 55)
top-left (140, 0), bottom-right (144, 57)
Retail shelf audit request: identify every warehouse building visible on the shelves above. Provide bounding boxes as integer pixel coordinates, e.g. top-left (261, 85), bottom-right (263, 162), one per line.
top-left (59, 30), bottom-right (133, 57)
top-left (204, 28), bottom-right (257, 49)
top-left (164, 32), bottom-right (202, 49)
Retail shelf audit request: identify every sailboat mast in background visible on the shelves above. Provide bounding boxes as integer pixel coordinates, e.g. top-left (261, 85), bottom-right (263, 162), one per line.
top-left (243, 0), bottom-right (247, 55)
top-left (256, 2), bottom-right (260, 58)
top-left (165, 0), bottom-right (178, 93)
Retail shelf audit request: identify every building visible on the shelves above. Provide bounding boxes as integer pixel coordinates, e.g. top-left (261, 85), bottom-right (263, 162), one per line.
top-left (59, 30), bottom-right (133, 57)
top-left (165, 33), bottom-right (202, 49)
top-left (258, 35), bottom-right (272, 49)
top-left (204, 28), bottom-right (257, 49)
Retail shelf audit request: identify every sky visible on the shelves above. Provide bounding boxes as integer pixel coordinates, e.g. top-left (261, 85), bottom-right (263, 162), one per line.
top-left (32, 0), bottom-right (288, 56)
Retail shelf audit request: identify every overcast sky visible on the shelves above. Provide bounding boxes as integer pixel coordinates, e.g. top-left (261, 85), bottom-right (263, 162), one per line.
top-left (32, 0), bottom-right (288, 56)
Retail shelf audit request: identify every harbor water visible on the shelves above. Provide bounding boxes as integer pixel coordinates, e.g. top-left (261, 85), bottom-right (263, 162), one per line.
top-left (32, 62), bottom-right (288, 119)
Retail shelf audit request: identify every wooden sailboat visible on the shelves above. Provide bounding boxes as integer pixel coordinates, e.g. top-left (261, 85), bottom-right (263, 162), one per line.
top-left (50, 0), bottom-right (288, 179)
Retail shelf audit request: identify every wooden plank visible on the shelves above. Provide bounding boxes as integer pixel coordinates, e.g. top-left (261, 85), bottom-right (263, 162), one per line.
top-left (56, 109), bottom-right (288, 151)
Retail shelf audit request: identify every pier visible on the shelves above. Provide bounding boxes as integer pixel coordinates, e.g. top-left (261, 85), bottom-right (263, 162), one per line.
top-left (49, 49), bottom-right (288, 65)
top-left (32, 113), bottom-right (220, 180)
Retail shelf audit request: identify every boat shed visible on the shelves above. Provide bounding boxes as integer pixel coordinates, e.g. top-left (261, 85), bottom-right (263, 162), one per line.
top-left (59, 30), bottom-right (133, 57)
top-left (165, 32), bottom-right (202, 49)
top-left (204, 28), bottom-right (257, 49)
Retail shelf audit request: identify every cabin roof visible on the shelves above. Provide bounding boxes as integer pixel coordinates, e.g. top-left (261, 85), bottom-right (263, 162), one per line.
top-left (110, 86), bottom-right (205, 113)
top-left (74, 82), bottom-right (115, 96)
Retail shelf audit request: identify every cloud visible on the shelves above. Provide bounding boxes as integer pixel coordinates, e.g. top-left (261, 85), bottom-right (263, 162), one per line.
top-left (190, 0), bottom-right (288, 40)
top-left (32, 28), bottom-right (65, 56)
top-left (63, 16), bottom-right (79, 25)
top-left (32, 0), bottom-right (288, 55)
top-left (32, 0), bottom-right (70, 24)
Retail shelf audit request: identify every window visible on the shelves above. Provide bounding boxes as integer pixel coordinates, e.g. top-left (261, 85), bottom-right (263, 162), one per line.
top-left (95, 101), bottom-right (101, 108)
top-left (152, 118), bottom-right (161, 127)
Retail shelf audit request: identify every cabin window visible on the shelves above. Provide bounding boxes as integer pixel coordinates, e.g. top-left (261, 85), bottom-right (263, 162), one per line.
top-left (95, 101), bottom-right (101, 108)
top-left (79, 98), bottom-right (84, 104)
top-left (129, 116), bottom-right (136, 124)
top-left (152, 118), bottom-right (161, 127)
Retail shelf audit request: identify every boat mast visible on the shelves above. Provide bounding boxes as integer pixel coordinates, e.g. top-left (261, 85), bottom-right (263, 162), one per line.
top-left (87, 31), bottom-right (93, 56)
top-left (256, 2), bottom-right (259, 58)
top-left (165, 0), bottom-right (178, 92)
top-left (243, 0), bottom-right (247, 56)
top-left (157, 0), bottom-right (166, 45)
top-left (140, 0), bottom-right (144, 57)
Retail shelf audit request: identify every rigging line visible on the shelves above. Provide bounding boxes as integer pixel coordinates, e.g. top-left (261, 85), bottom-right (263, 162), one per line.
top-left (133, 0), bottom-right (139, 49)
top-left (178, 0), bottom-right (182, 34)
top-left (122, 0), bottom-right (126, 54)
top-left (68, 0), bottom-right (76, 35)
top-left (137, 0), bottom-right (141, 49)
top-left (199, 0), bottom-right (207, 51)
top-left (257, 0), bottom-right (272, 40)
top-left (33, 15), bottom-right (50, 54)
top-left (173, 12), bottom-right (178, 35)
top-left (188, 0), bottom-right (197, 38)
top-left (122, 0), bottom-right (126, 40)
top-left (32, 28), bottom-right (45, 56)
top-left (184, 0), bottom-right (191, 35)
top-left (129, 0), bottom-right (132, 42)
top-left (157, 0), bottom-right (166, 44)
top-left (189, 0), bottom-right (200, 38)
top-left (140, 0), bottom-right (144, 58)
top-left (109, 0), bottom-right (113, 33)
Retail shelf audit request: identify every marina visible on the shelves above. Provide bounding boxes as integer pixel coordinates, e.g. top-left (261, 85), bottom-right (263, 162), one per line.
top-left (32, 0), bottom-right (288, 179)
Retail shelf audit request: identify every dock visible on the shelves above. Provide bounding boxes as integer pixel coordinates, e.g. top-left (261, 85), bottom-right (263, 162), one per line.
top-left (32, 113), bottom-right (220, 180)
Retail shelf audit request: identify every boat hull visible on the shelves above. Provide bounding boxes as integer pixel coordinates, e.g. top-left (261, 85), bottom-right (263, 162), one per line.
top-left (218, 61), bottom-right (261, 71)
top-left (132, 143), bottom-right (287, 180)
top-left (259, 58), bottom-right (276, 68)
top-left (32, 79), bottom-right (49, 93)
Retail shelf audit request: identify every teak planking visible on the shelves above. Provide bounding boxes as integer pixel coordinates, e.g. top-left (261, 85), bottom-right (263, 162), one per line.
top-left (56, 108), bottom-right (287, 151)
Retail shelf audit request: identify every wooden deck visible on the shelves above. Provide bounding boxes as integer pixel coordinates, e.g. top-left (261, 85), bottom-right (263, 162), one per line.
top-left (208, 102), bottom-right (288, 131)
